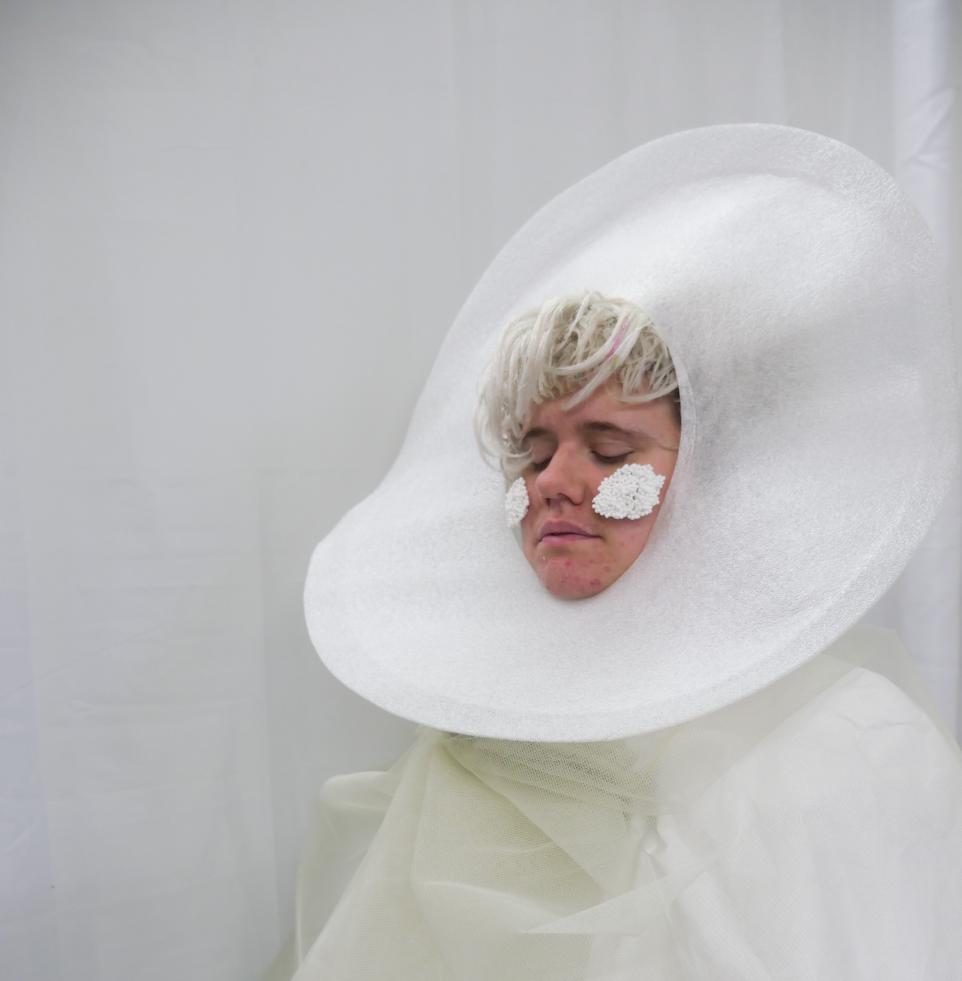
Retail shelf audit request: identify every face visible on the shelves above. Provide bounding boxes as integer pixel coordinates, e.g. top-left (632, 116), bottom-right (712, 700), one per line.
top-left (517, 383), bottom-right (680, 600)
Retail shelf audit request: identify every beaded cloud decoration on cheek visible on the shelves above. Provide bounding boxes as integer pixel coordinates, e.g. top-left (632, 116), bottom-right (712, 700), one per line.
top-left (504, 463), bottom-right (666, 527)
top-left (505, 477), bottom-right (530, 527)
top-left (592, 463), bottom-right (666, 519)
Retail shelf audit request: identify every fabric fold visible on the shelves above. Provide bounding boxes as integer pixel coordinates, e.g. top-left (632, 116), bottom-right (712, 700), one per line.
top-left (265, 624), bottom-right (962, 980)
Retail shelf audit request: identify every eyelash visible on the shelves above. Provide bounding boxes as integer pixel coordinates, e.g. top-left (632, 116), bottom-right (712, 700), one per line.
top-left (529, 451), bottom-right (630, 471)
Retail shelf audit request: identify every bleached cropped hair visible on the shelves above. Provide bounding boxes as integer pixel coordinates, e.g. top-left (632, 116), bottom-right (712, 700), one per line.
top-left (475, 291), bottom-right (679, 478)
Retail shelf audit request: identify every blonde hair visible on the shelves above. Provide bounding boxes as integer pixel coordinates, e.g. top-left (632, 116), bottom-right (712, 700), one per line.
top-left (475, 291), bottom-right (679, 478)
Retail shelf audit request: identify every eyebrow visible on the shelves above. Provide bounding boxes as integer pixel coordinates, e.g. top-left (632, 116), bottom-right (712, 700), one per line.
top-left (522, 421), bottom-right (649, 441)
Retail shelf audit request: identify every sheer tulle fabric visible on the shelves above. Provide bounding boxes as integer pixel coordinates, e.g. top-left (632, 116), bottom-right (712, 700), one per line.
top-left (266, 626), bottom-right (962, 980)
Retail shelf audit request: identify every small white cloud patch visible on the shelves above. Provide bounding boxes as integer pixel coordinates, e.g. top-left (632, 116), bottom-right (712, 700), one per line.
top-left (592, 463), bottom-right (665, 520)
top-left (505, 477), bottom-right (530, 527)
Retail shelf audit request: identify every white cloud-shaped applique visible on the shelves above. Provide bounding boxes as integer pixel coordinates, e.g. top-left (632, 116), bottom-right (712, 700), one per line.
top-left (592, 463), bottom-right (665, 520)
top-left (504, 477), bottom-right (530, 527)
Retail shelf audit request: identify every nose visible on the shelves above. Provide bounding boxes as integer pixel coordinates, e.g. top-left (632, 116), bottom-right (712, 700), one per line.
top-left (533, 444), bottom-right (589, 507)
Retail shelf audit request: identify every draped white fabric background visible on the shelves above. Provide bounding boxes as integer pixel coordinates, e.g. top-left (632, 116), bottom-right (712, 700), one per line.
top-left (0, 2), bottom-right (959, 979)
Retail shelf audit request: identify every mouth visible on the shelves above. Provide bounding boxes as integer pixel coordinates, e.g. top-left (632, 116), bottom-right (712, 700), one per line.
top-left (539, 532), bottom-right (600, 545)
top-left (537, 521), bottom-right (602, 545)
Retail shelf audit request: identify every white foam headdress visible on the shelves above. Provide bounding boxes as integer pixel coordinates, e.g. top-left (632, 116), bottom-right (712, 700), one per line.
top-left (304, 124), bottom-right (958, 741)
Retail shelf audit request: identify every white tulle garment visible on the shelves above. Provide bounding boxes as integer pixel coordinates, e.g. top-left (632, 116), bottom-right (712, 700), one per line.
top-left (267, 625), bottom-right (962, 980)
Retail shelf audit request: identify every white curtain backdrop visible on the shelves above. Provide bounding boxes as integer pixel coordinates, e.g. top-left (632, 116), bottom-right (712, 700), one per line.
top-left (1, 2), bottom-right (958, 979)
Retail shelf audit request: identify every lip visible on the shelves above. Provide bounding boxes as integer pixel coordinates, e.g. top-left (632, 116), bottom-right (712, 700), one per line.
top-left (537, 520), bottom-right (601, 544)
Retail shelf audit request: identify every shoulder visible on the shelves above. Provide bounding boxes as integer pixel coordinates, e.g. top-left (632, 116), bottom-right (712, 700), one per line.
top-left (666, 652), bottom-right (962, 976)
top-left (728, 656), bottom-right (962, 833)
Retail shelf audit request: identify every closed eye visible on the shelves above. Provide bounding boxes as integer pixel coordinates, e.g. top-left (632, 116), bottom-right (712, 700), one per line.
top-left (529, 451), bottom-right (630, 472)
top-left (593, 452), bottom-right (630, 464)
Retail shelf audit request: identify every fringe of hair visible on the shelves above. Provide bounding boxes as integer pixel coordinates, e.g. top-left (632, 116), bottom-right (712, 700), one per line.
top-left (475, 291), bottom-right (678, 478)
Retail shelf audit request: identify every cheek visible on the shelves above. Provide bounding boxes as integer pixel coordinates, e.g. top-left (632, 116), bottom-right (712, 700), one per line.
top-left (604, 518), bottom-right (655, 564)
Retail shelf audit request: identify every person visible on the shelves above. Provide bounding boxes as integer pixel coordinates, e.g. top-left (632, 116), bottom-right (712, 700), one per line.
top-left (268, 124), bottom-right (962, 979)
top-left (475, 292), bottom-right (681, 600)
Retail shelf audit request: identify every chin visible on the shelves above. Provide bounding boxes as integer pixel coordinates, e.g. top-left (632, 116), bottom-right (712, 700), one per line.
top-left (539, 569), bottom-right (613, 600)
